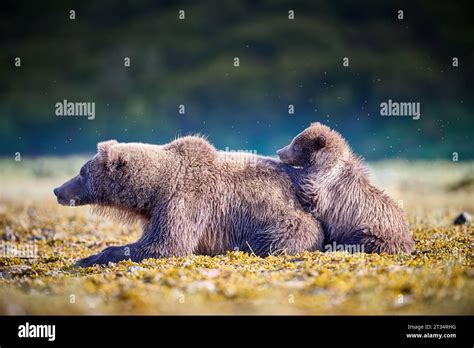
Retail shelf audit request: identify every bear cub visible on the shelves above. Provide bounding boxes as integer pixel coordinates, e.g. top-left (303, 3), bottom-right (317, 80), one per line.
top-left (277, 122), bottom-right (415, 254)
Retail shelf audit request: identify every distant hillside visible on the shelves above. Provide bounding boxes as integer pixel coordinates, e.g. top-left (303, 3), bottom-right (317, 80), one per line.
top-left (0, 0), bottom-right (472, 159)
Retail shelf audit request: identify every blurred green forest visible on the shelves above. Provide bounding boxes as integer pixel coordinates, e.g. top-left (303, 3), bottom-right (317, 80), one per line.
top-left (0, 0), bottom-right (472, 159)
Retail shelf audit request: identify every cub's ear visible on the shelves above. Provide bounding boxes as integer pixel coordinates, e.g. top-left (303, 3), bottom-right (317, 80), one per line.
top-left (314, 135), bottom-right (326, 149)
top-left (97, 140), bottom-right (125, 170)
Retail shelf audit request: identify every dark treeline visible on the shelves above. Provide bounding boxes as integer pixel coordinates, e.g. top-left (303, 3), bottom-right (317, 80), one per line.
top-left (0, 0), bottom-right (472, 159)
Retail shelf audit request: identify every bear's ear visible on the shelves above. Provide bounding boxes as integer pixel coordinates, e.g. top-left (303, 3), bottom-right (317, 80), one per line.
top-left (97, 140), bottom-right (125, 171)
top-left (97, 140), bottom-right (118, 159)
top-left (314, 135), bottom-right (326, 150)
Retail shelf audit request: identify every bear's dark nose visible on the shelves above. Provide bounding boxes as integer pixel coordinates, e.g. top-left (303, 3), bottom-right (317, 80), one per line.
top-left (277, 147), bottom-right (288, 157)
top-left (53, 187), bottom-right (60, 197)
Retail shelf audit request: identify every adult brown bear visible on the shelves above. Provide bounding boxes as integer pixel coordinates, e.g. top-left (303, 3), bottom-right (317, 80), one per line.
top-left (54, 137), bottom-right (324, 266)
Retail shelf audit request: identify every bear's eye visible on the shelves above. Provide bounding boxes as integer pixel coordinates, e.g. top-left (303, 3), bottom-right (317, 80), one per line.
top-left (314, 135), bottom-right (326, 150)
top-left (294, 142), bottom-right (303, 153)
top-left (80, 167), bottom-right (87, 176)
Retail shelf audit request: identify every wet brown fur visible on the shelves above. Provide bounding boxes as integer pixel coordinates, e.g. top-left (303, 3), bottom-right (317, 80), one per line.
top-left (73, 136), bottom-right (324, 266)
top-left (278, 122), bottom-right (415, 254)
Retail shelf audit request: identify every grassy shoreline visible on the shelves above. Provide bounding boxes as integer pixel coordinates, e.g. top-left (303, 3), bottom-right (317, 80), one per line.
top-left (0, 159), bottom-right (473, 314)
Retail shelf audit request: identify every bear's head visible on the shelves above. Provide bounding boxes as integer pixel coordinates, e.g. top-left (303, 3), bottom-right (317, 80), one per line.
top-left (276, 122), bottom-right (349, 168)
top-left (53, 140), bottom-right (143, 209)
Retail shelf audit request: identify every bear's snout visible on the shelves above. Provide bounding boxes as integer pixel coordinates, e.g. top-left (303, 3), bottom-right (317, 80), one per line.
top-left (277, 146), bottom-right (292, 161)
top-left (53, 175), bottom-right (87, 206)
top-left (53, 186), bottom-right (69, 205)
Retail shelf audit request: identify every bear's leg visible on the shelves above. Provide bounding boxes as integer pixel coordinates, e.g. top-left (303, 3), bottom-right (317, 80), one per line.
top-left (75, 210), bottom-right (202, 267)
top-left (339, 227), bottom-right (415, 254)
top-left (335, 227), bottom-right (374, 253)
top-left (75, 243), bottom-right (142, 267)
top-left (364, 235), bottom-right (415, 254)
top-left (134, 211), bottom-right (202, 258)
top-left (245, 212), bottom-right (324, 256)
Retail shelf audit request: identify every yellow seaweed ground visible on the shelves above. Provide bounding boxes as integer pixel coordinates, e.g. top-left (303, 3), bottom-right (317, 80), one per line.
top-left (0, 159), bottom-right (473, 314)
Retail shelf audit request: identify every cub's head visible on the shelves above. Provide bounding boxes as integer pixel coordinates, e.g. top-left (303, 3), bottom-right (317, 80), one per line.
top-left (53, 140), bottom-right (136, 207)
top-left (277, 122), bottom-right (349, 168)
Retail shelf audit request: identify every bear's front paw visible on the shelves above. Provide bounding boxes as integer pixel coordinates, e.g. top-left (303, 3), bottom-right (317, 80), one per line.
top-left (75, 253), bottom-right (103, 268)
top-left (75, 245), bottom-right (133, 267)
